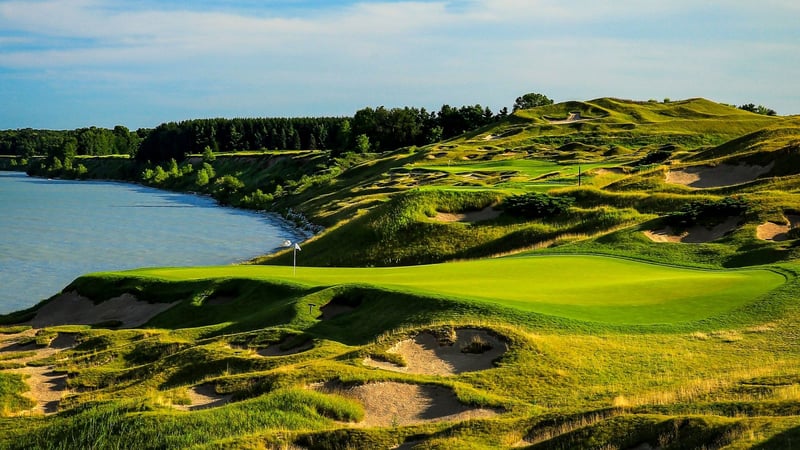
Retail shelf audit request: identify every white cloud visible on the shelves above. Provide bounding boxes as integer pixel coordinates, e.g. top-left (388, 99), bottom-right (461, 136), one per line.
top-left (0, 0), bottom-right (797, 127)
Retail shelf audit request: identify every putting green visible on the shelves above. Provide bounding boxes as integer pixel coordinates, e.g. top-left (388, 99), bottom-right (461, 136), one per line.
top-left (117, 255), bottom-right (785, 324)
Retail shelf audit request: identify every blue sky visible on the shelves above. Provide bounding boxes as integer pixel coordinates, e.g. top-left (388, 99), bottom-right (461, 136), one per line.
top-left (0, 0), bottom-right (798, 130)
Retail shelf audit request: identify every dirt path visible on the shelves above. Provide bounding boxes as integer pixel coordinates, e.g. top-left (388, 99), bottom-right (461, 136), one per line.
top-left (1, 331), bottom-right (76, 415)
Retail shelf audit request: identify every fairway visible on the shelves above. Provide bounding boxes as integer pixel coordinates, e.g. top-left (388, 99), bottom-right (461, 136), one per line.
top-left (413, 159), bottom-right (610, 178)
top-left (115, 255), bottom-right (785, 324)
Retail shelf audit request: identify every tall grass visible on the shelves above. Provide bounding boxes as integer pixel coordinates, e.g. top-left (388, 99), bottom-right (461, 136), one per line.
top-left (7, 389), bottom-right (362, 449)
top-left (0, 373), bottom-right (35, 415)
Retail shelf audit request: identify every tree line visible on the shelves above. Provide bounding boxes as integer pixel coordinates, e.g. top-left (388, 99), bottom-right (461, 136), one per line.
top-left (0, 126), bottom-right (142, 159)
top-left (1, 100), bottom-right (532, 164)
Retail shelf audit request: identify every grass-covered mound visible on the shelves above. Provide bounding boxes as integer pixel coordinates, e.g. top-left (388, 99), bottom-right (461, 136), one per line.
top-left (109, 256), bottom-right (785, 325)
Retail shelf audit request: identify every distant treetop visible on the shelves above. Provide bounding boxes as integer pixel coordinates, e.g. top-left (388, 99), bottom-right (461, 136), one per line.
top-left (513, 92), bottom-right (554, 111)
top-left (738, 103), bottom-right (777, 116)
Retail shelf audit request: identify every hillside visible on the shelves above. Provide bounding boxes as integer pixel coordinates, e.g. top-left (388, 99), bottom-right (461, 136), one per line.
top-left (3, 97), bottom-right (800, 449)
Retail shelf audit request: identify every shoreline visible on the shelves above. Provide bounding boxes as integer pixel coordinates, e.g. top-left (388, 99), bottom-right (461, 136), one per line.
top-left (0, 171), bottom-right (313, 316)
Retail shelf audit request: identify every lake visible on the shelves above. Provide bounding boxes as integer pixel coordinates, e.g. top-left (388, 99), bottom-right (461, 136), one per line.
top-left (0, 171), bottom-right (303, 314)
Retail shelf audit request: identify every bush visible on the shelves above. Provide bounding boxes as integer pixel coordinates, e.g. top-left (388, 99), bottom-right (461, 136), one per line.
top-left (213, 175), bottom-right (245, 205)
top-left (502, 193), bottom-right (574, 219)
top-left (665, 196), bottom-right (749, 227)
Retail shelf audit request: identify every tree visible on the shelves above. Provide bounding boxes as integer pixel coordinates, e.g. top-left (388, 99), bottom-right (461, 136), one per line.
top-left (202, 145), bottom-right (216, 162)
top-left (513, 92), bottom-right (554, 111)
top-left (196, 168), bottom-right (210, 187)
top-left (738, 103), bottom-right (777, 116)
top-left (355, 134), bottom-right (370, 153)
top-left (213, 175), bottom-right (245, 205)
top-left (112, 125), bottom-right (137, 155)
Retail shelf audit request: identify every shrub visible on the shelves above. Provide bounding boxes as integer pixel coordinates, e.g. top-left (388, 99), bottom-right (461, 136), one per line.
top-left (213, 175), bottom-right (245, 205)
top-left (502, 193), bottom-right (574, 219)
top-left (665, 196), bottom-right (749, 227)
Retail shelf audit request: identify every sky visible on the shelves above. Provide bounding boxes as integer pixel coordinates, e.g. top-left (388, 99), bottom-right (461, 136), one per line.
top-left (0, 0), bottom-right (798, 130)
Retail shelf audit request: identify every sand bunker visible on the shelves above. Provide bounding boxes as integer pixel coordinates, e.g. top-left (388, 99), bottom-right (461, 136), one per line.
top-left (434, 206), bottom-right (502, 223)
top-left (666, 162), bottom-right (773, 188)
top-left (757, 215), bottom-right (800, 241)
top-left (315, 381), bottom-right (498, 427)
top-left (1, 331), bottom-right (77, 415)
top-left (595, 167), bottom-right (627, 176)
top-left (364, 329), bottom-right (507, 376)
top-left (174, 384), bottom-right (232, 411)
top-left (27, 292), bottom-right (178, 328)
top-left (644, 217), bottom-right (741, 243)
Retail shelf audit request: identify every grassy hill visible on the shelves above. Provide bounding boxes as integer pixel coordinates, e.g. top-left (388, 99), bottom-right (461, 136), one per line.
top-left (3, 97), bottom-right (800, 448)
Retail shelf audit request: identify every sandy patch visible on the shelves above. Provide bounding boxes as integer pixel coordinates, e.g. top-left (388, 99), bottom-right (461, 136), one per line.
top-left (547, 112), bottom-right (595, 125)
top-left (644, 217), bottom-right (742, 243)
top-left (27, 292), bottom-right (178, 328)
top-left (757, 215), bottom-right (800, 241)
top-left (364, 329), bottom-right (507, 376)
top-left (174, 384), bottom-right (232, 411)
top-left (1, 332), bottom-right (77, 415)
top-left (666, 162), bottom-right (773, 188)
top-left (595, 167), bottom-right (627, 175)
top-left (315, 381), bottom-right (498, 427)
top-left (434, 206), bottom-right (501, 223)
top-left (8, 366), bottom-right (68, 414)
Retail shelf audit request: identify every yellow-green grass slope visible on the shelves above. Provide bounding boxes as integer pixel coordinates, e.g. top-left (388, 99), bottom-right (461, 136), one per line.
top-left (263, 99), bottom-right (800, 269)
top-left (1, 256), bottom-right (799, 448)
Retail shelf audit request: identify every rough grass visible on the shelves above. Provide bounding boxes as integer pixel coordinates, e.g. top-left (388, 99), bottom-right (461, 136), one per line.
top-left (0, 373), bottom-right (35, 415)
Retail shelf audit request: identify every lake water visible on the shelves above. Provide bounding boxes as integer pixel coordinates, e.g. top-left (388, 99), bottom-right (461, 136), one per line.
top-left (0, 171), bottom-right (302, 314)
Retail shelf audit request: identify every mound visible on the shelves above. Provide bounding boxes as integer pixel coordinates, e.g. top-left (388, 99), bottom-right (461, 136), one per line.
top-left (665, 162), bottom-right (773, 188)
top-left (364, 328), bottom-right (507, 376)
top-left (314, 381), bottom-right (497, 427)
top-left (644, 217), bottom-right (742, 243)
top-left (257, 340), bottom-right (314, 356)
top-left (27, 291), bottom-right (178, 328)
top-left (434, 206), bottom-right (501, 223)
top-left (757, 215), bottom-right (800, 241)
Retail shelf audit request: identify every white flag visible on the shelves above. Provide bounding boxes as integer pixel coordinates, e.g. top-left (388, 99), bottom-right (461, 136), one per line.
top-left (294, 243), bottom-right (302, 251)
top-left (283, 239), bottom-right (292, 247)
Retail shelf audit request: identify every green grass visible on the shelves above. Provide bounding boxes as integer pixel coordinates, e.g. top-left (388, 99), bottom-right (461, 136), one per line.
top-left (95, 255), bottom-right (784, 325)
top-left (413, 159), bottom-right (611, 179)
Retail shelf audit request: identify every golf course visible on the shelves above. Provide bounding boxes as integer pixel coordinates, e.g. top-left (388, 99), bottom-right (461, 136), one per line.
top-left (3, 97), bottom-right (800, 448)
